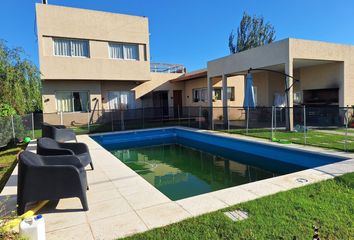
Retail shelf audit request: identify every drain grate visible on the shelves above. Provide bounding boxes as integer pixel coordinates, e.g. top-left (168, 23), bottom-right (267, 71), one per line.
top-left (224, 210), bottom-right (249, 222)
top-left (296, 178), bottom-right (309, 184)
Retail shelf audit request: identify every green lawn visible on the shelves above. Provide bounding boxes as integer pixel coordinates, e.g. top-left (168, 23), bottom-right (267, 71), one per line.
top-left (0, 145), bottom-right (24, 192)
top-left (335, 128), bottom-right (354, 133)
top-left (123, 172), bottom-right (354, 240)
top-left (222, 129), bottom-right (354, 152)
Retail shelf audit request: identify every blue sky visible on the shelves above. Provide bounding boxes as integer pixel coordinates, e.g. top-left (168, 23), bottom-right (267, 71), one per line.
top-left (1, 0), bottom-right (354, 71)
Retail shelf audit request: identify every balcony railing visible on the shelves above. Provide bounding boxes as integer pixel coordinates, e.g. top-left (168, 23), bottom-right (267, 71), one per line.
top-left (150, 62), bottom-right (186, 73)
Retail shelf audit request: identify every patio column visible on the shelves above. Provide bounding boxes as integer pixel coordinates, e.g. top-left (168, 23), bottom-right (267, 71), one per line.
top-left (207, 76), bottom-right (213, 129)
top-left (222, 75), bottom-right (228, 128)
top-left (285, 61), bottom-right (294, 131)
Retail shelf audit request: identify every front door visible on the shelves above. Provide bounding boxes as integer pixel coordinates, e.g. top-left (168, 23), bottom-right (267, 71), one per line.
top-left (173, 90), bottom-right (183, 118)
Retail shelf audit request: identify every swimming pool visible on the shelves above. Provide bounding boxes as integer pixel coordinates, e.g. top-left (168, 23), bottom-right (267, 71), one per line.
top-left (91, 128), bottom-right (347, 200)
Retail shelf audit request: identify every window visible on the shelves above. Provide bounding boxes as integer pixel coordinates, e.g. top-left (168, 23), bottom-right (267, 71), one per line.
top-left (108, 91), bottom-right (136, 110)
top-left (213, 88), bottom-right (222, 100)
top-left (109, 43), bottom-right (139, 60)
top-left (56, 91), bottom-right (89, 112)
top-left (212, 87), bottom-right (235, 101)
top-left (227, 87), bottom-right (235, 101)
top-left (294, 91), bottom-right (302, 104)
top-left (192, 88), bottom-right (207, 102)
top-left (253, 86), bottom-right (258, 106)
top-left (53, 38), bottom-right (89, 57)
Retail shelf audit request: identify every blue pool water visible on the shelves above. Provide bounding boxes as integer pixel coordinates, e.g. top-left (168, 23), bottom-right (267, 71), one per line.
top-left (91, 128), bottom-right (347, 200)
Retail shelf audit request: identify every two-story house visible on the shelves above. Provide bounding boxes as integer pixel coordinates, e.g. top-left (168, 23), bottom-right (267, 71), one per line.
top-left (36, 3), bottom-right (186, 125)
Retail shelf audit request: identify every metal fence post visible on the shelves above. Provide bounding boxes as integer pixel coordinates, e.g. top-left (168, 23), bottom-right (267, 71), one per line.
top-left (274, 107), bottom-right (277, 133)
top-left (121, 110), bottom-right (125, 131)
top-left (198, 106), bottom-right (202, 129)
top-left (227, 106), bottom-right (230, 131)
top-left (271, 106), bottom-right (274, 140)
top-left (188, 106), bottom-right (191, 127)
top-left (142, 106), bottom-right (145, 129)
top-left (87, 111), bottom-right (90, 133)
top-left (246, 107), bottom-right (250, 135)
top-left (31, 113), bottom-right (35, 139)
top-left (11, 115), bottom-right (16, 143)
top-left (60, 111), bottom-right (63, 125)
top-left (345, 105), bottom-right (349, 152)
top-left (178, 105), bottom-right (181, 126)
top-left (111, 111), bottom-right (114, 131)
top-left (212, 107), bottom-right (214, 130)
top-left (304, 105), bottom-right (307, 145)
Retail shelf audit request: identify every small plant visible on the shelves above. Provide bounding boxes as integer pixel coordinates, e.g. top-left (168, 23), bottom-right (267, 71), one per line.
top-left (0, 196), bottom-right (23, 240)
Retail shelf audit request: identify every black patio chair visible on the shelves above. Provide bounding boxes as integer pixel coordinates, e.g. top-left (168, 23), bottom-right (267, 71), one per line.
top-left (37, 137), bottom-right (94, 170)
top-left (42, 122), bottom-right (77, 142)
top-left (17, 151), bottom-right (88, 215)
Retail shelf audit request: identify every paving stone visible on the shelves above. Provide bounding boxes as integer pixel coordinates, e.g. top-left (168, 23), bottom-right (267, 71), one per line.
top-left (86, 197), bottom-right (133, 222)
top-left (177, 194), bottom-right (228, 216)
top-left (46, 223), bottom-right (94, 240)
top-left (90, 211), bottom-right (148, 240)
top-left (136, 202), bottom-right (191, 229)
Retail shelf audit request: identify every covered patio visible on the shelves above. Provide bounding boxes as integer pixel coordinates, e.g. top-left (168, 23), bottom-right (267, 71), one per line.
top-left (207, 38), bottom-right (347, 131)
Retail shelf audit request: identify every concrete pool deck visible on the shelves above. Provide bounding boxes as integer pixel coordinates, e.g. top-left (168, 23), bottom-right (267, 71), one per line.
top-left (1, 127), bottom-right (354, 239)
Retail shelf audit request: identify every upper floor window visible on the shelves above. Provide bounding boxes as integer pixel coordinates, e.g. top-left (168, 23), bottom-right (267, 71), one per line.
top-left (109, 43), bottom-right (139, 60)
top-left (53, 38), bottom-right (89, 57)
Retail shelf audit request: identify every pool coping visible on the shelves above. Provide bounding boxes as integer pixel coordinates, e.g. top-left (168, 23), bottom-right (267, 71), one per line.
top-left (1, 127), bottom-right (353, 239)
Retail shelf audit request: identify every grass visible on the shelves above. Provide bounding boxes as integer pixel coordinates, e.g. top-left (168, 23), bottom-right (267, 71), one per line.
top-left (335, 128), bottom-right (354, 133)
top-left (222, 129), bottom-right (354, 152)
top-left (123, 172), bottom-right (354, 240)
top-left (0, 144), bottom-right (25, 192)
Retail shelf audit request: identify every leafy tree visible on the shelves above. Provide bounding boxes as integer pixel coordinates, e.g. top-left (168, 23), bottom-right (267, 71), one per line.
top-left (229, 12), bottom-right (276, 54)
top-left (0, 40), bottom-right (42, 114)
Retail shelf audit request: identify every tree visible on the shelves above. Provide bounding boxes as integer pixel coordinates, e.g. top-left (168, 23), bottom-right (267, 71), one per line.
top-left (0, 40), bottom-right (42, 114)
top-left (229, 12), bottom-right (276, 54)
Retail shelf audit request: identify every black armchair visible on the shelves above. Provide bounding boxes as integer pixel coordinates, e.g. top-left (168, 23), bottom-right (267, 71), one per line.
top-left (37, 137), bottom-right (94, 170)
top-left (42, 122), bottom-right (77, 142)
top-left (17, 151), bottom-right (88, 215)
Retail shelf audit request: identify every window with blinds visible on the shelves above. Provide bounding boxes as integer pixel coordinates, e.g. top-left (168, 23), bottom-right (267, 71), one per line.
top-left (109, 43), bottom-right (139, 60)
top-left (53, 38), bottom-right (89, 57)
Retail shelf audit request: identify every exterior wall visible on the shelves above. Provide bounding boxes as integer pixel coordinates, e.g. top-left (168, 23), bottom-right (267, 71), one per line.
top-left (42, 80), bottom-right (102, 125)
top-left (253, 72), bottom-right (269, 107)
top-left (182, 75), bottom-right (244, 120)
top-left (134, 72), bottom-right (184, 108)
top-left (101, 81), bottom-right (143, 110)
top-left (208, 39), bottom-right (289, 77)
top-left (299, 62), bottom-right (342, 97)
top-left (266, 72), bottom-right (287, 106)
top-left (183, 76), bottom-right (244, 107)
top-left (36, 3), bottom-right (150, 81)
